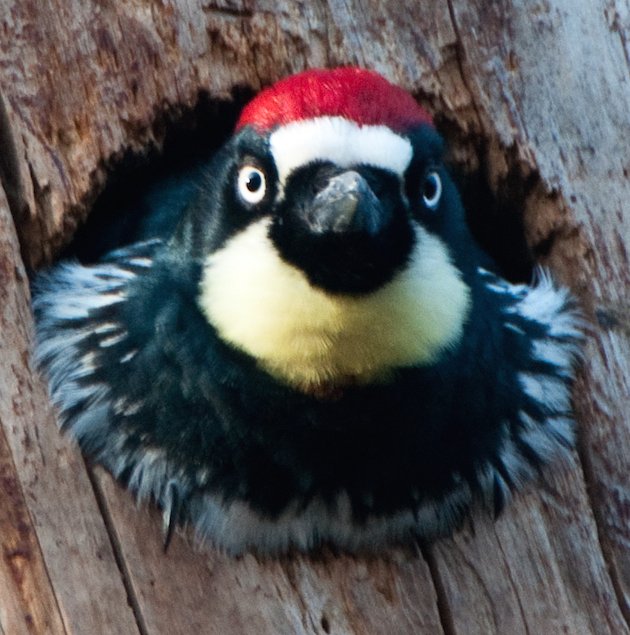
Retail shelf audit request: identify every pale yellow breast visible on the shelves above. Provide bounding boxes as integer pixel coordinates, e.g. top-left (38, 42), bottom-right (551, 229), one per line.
top-left (198, 219), bottom-right (471, 390)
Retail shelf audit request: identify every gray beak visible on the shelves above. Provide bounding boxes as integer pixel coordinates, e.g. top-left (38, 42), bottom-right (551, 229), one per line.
top-left (306, 170), bottom-right (390, 236)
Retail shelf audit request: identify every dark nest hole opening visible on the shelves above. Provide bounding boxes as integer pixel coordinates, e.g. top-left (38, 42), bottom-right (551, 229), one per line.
top-left (66, 93), bottom-right (533, 285)
top-left (435, 116), bottom-right (534, 285)
top-left (65, 89), bottom-right (253, 263)
top-left (455, 164), bottom-right (533, 283)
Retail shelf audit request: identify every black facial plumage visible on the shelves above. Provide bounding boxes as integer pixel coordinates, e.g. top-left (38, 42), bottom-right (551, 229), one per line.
top-left (32, 68), bottom-right (583, 554)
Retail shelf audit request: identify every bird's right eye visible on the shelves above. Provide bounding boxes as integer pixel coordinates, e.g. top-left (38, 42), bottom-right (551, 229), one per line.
top-left (421, 170), bottom-right (442, 211)
top-left (237, 165), bottom-right (267, 205)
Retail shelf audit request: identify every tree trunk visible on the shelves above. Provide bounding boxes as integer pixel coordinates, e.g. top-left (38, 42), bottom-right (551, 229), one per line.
top-left (1, 1), bottom-right (628, 633)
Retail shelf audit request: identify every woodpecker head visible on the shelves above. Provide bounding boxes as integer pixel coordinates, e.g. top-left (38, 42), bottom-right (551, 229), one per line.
top-left (180, 68), bottom-right (474, 392)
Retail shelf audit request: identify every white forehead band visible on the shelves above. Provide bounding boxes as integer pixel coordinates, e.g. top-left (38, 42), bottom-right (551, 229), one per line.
top-left (269, 116), bottom-right (413, 187)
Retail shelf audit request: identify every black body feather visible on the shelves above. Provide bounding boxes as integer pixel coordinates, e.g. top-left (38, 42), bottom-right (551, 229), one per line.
top-left (33, 242), bottom-right (581, 552)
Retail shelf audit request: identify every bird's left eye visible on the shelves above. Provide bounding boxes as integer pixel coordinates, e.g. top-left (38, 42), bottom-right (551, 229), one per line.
top-left (237, 166), bottom-right (267, 205)
top-left (422, 171), bottom-right (442, 210)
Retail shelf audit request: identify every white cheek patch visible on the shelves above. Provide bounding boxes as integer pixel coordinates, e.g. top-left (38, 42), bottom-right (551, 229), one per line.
top-left (198, 218), bottom-right (471, 390)
top-left (269, 117), bottom-right (413, 188)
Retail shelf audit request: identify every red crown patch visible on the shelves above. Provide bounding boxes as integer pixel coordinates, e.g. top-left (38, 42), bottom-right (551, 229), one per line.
top-left (236, 67), bottom-right (433, 133)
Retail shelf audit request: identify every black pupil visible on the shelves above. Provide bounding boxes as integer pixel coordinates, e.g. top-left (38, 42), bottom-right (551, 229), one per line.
top-left (424, 175), bottom-right (437, 200)
top-left (246, 171), bottom-right (262, 192)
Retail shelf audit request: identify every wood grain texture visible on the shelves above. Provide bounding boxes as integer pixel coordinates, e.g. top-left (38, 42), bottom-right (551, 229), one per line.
top-left (0, 189), bottom-right (65, 633)
top-left (443, 1), bottom-right (630, 628)
top-left (431, 468), bottom-right (628, 635)
top-left (94, 468), bottom-right (443, 635)
top-left (0, 0), bottom-right (628, 633)
top-left (0, 186), bottom-right (139, 632)
top-left (0, 426), bottom-right (63, 635)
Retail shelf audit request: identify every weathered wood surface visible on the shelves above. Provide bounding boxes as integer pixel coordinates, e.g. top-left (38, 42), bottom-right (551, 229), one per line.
top-left (0, 185), bottom-right (139, 633)
top-left (0, 1), bottom-right (628, 633)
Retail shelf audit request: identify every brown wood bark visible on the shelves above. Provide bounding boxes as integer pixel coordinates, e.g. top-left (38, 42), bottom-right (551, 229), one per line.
top-left (0, 1), bottom-right (628, 633)
top-left (0, 187), bottom-right (66, 635)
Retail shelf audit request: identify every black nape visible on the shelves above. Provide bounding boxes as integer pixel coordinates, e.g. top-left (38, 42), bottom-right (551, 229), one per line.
top-left (435, 114), bottom-right (534, 285)
top-left (455, 167), bottom-right (534, 285)
top-left (67, 90), bottom-right (252, 264)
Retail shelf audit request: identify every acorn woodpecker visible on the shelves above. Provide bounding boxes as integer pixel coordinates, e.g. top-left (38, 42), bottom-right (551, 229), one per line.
top-left (33, 68), bottom-right (583, 554)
